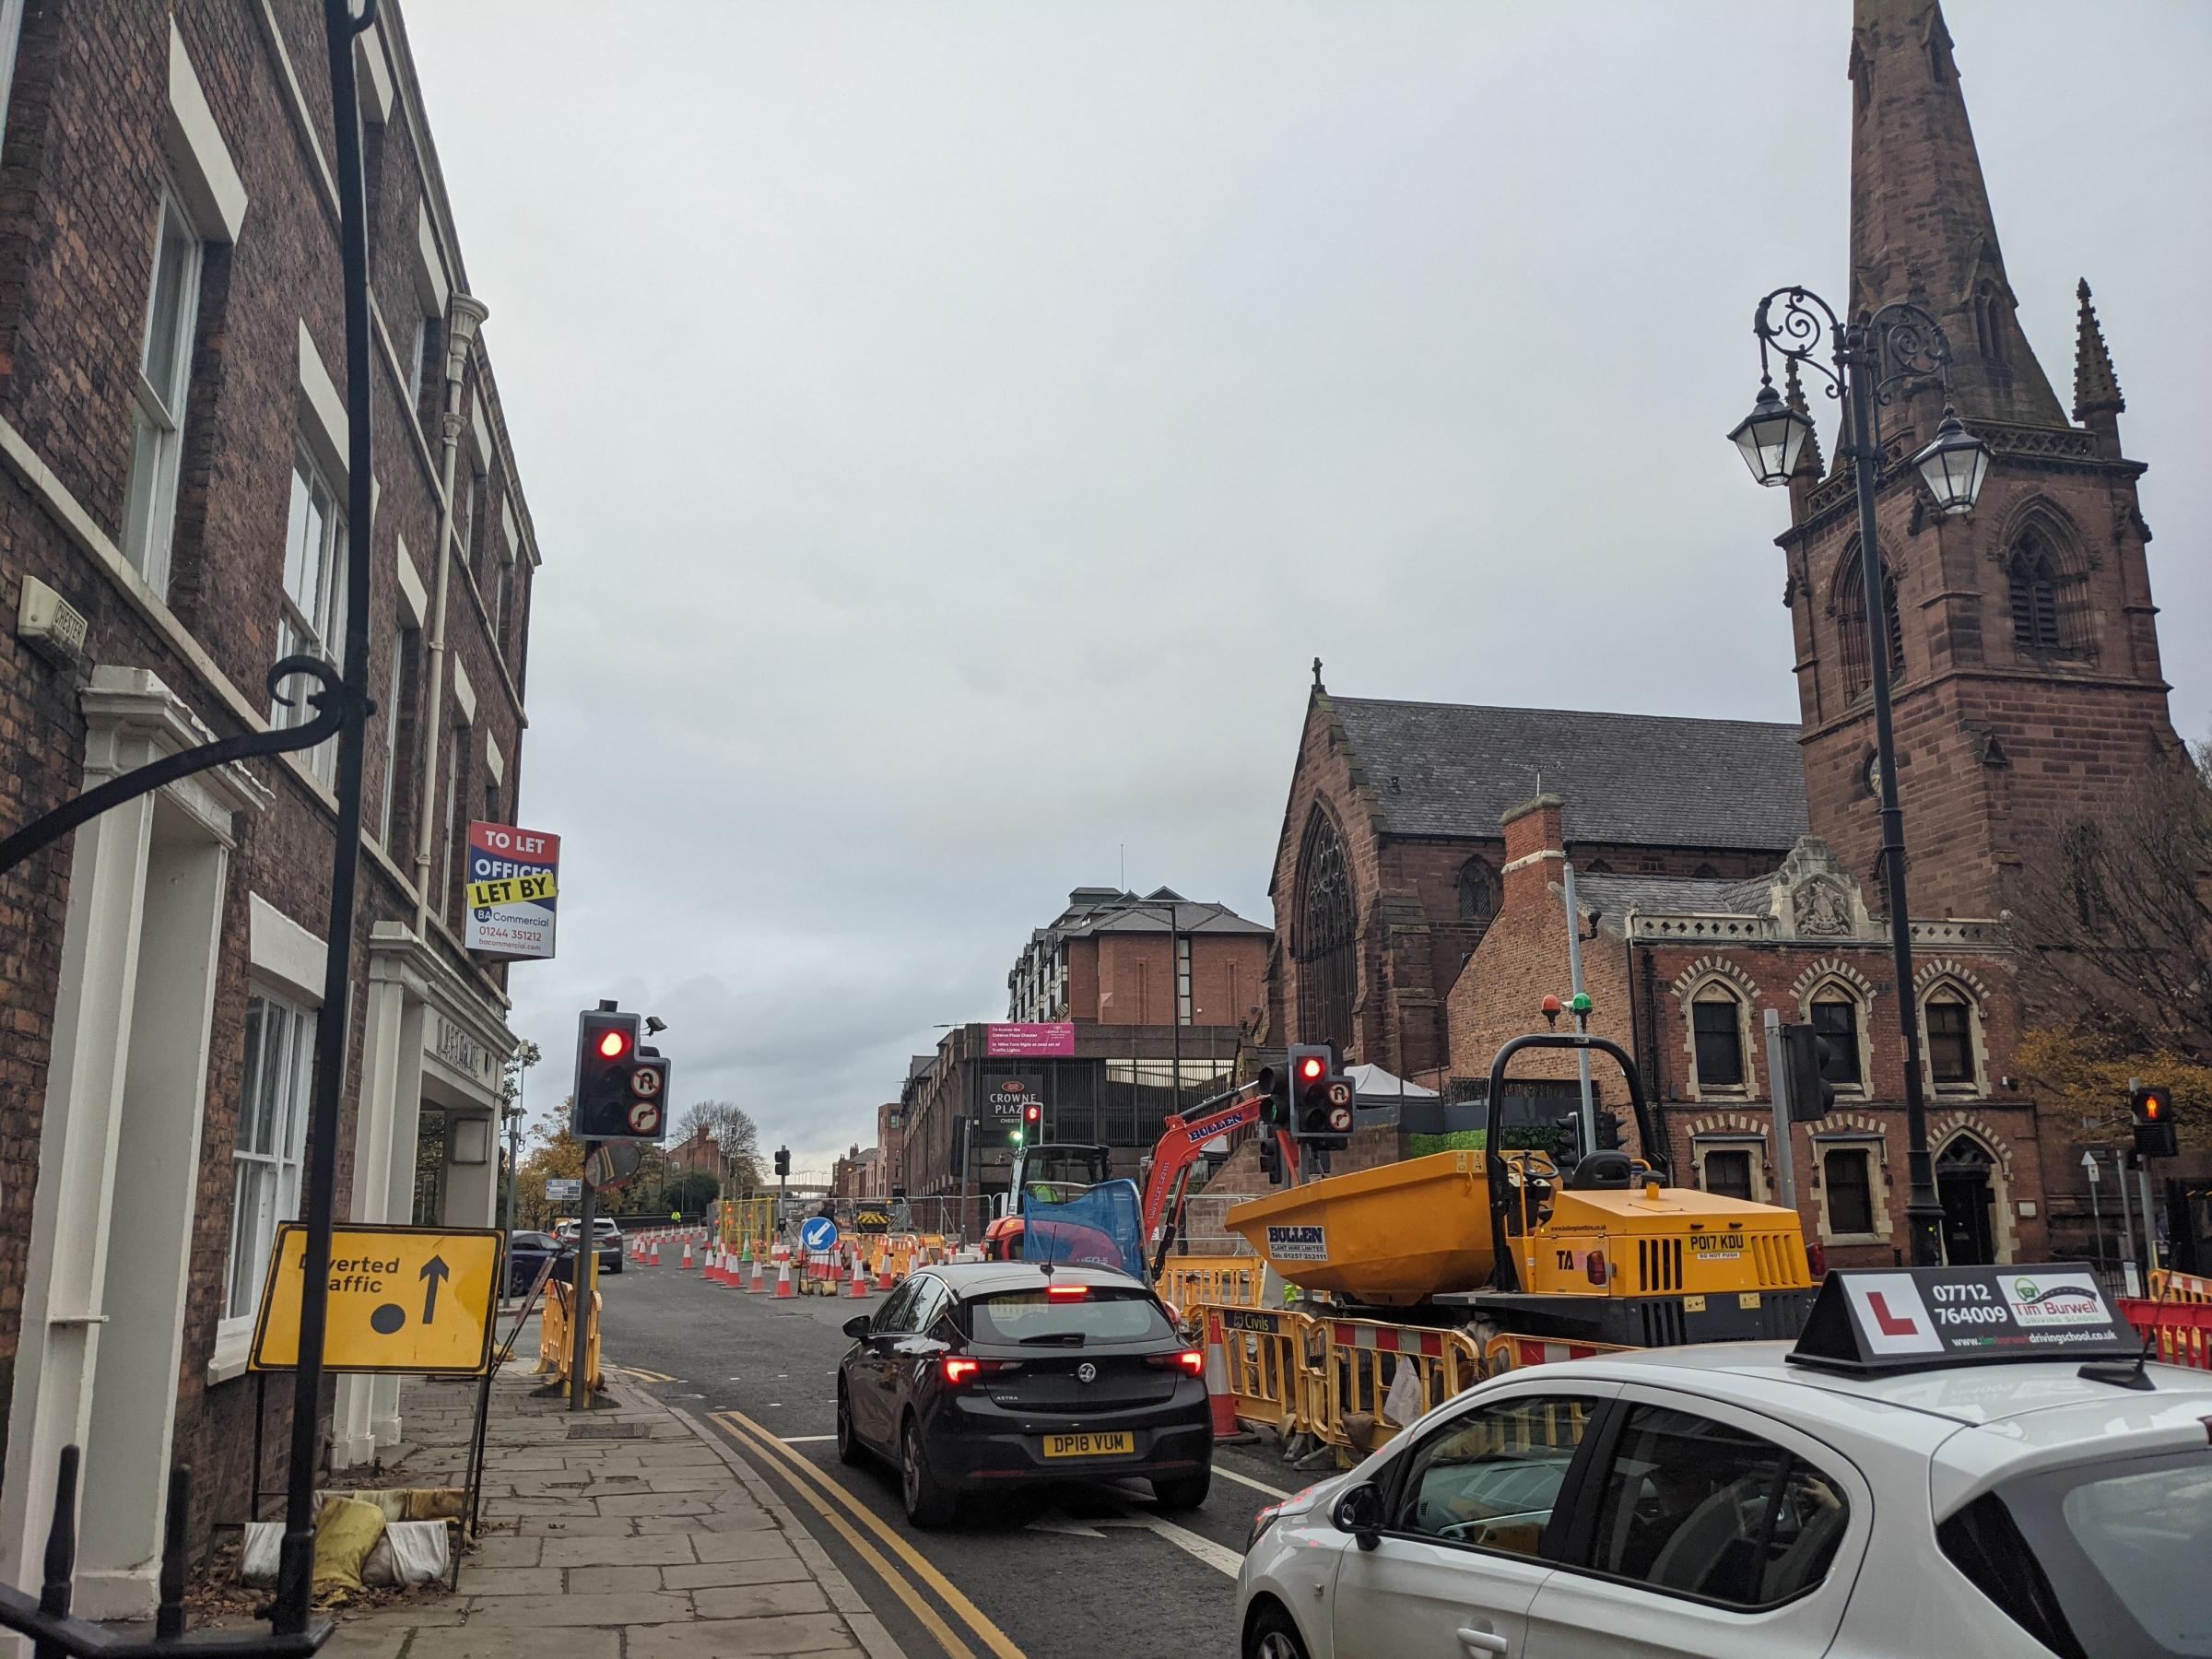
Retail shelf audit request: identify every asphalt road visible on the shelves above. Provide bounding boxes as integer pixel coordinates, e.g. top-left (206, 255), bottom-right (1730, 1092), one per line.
top-left (592, 1255), bottom-right (1303, 1659)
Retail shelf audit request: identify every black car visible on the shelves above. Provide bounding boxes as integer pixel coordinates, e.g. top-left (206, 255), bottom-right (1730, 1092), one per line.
top-left (506, 1230), bottom-right (616, 1294)
top-left (835, 1262), bottom-right (1212, 1527)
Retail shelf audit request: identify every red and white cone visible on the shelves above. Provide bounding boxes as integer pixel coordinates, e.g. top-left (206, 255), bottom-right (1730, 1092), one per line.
top-left (774, 1257), bottom-right (795, 1298)
top-left (680, 1240), bottom-right (694, 1271)
top-left (1204, 1311), bottom-right (1239, 1438)
top-left (850, 1257), bottom-right (870, 1298)
top-left (649, 1239), bottom-right (662, 1266)
top-left (748, 1255), bottom-right (766, 1293)
top-left (707, 1249), bottom-right (726, 1285)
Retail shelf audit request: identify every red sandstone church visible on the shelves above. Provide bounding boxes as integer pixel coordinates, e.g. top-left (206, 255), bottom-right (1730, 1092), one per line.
top-left (1261, 0), bottom-right (2189, 1269)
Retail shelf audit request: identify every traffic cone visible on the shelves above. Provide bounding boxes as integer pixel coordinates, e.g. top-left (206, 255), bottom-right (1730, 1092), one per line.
top-left (705, 1248), bottom-right (724, 1285)
top-left (748, 1255), bottom-right (765, 1292)
top-left (774, 1258), bottom-right (794, 1298)
top-left (1204, 1312), bottom-right (1239, 1438)
top-left (649, 1239), bottom-right (662, 1266)
top-left (680, 1240), bottom-right (694, 1271)
top-left (850, 1257), bottom-right (870, 1298)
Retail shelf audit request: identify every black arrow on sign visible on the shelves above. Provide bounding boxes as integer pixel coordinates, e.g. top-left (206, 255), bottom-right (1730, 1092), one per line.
top-left (419, 1255), bottom-right (452, 1325)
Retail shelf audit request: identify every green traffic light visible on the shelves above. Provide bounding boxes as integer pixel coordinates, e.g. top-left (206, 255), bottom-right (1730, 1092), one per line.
top-left (1011, 1130), bottom-right (1025, 1147)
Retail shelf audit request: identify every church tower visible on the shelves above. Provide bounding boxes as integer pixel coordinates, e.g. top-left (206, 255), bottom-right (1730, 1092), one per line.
top-left (1783, 0), bottom-right (2180, 917)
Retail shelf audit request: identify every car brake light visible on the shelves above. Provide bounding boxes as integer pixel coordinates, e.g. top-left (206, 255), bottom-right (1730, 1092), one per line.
top-left (939, 1357), bottom-right (1013, 1385)
top-left (1045, 1284), bottom-right (1089, 1300)
top-left (1149, 1348), bottom-right (1205, 1376)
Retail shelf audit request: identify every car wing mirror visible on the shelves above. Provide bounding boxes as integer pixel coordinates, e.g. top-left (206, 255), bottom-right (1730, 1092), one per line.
top-left (1332, 1483), bottom-right (1383, 1550)
top-left (841, 1314), bottom-right (873, 1340)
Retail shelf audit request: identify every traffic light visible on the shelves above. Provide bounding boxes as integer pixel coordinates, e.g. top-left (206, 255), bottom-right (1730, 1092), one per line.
top-left (1288, 1043), bottom-right (1354, 1147)
top-left (1777, 1024), bottom-right (1837, 1124)
top-left (1013, 1101), bottom-right (1040, 1147)
top-left (2132, 1082), bottom-right (2178, 1160)
top-left (773, 1147), bottom-right (791, 1178)
top-left (1257, 1135), bottom-right (1285, 1185)
top-left (1253, 1064), bottom-right (1290, 1129)
top-left (571, 1005), bottom-right (669, 1141)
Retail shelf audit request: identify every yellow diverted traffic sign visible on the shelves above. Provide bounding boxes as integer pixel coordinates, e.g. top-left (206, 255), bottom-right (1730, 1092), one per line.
top-left (250, 1223), bottom-right (502, 1376)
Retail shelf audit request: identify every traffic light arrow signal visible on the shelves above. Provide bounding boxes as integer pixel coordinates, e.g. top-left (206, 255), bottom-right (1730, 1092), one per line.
top-left (419, 1254), bottom-right (451, 1325)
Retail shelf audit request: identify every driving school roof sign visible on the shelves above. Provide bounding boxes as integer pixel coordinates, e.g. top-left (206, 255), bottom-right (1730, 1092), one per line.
top-left (1788, 1264), bottom-right (2136, 1374)
top-left (250, 1223), bottom-right (502, 1376)
top-left (464, 822), bottom-right (559, 959)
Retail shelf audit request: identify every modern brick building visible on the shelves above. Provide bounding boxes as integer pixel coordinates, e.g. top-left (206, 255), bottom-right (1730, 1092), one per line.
top-left (1007, 885), bottom-right (1271, 1033)
top-left (1259, 0), bottom-right (2186, 1266)
top-left (0, 4), bottom-right (541, 1606)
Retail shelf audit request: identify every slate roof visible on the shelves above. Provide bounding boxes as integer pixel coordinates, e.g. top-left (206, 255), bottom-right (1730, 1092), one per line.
top-left (1574, 872), bottom-right (1774, 921)
top-left (1332, 698), bottom-right (1808, 850)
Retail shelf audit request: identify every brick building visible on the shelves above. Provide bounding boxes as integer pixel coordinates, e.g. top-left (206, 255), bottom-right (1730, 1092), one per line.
top-left (1007, 885), bottom-right (1271, 1033)
top-left (0, 5), bottom-right (542, 1606)
top-left (1258, 0), bottom-right (2187, 1265)
top-left (1442, 795), bottom-right (2041, 1267)
top-left (875, 1099), bottom-right (905, 1196)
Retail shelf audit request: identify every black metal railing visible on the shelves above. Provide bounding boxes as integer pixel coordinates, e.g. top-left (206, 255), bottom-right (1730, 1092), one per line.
top-left (0, 1451), bottom-right (329, 1657)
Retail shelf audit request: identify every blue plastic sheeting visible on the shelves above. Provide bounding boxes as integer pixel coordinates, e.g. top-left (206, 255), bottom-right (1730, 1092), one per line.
top-left (1020, 1179), bottom-right (1147, 1278)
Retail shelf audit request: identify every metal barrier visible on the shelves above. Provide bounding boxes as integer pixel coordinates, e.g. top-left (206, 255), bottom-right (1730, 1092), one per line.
top-left (1213, 1307), bottom-right (1312, 1437)
top-left (1159, 1254), bottom-right (1269, 1311)
top-left (2122, 1297), bottom-right (2211, 1369)
top-left (1312, 1316), bottom-right (1484, 1455)
top-left (2149, 1267), bottom-right (2212, 1305)
top-left (1479, 1332), bottom-right (1632, 1375)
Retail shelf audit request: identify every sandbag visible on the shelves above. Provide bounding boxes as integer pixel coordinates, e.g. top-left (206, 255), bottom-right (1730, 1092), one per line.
top-left (310, 1496), bottom-right (387, 1595)
top-left (360, 1520), bottom-right (449, 1587)
top-left (239, 1521), bottom-right (282, 1587)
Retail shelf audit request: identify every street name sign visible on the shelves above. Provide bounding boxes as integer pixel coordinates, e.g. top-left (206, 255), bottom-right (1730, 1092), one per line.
top-left (250, 1223), bottom-right (502, 1376)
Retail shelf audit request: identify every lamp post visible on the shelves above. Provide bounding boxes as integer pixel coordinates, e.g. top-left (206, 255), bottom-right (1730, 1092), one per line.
top-left (1729, 287), bottom-right (1991, 1268)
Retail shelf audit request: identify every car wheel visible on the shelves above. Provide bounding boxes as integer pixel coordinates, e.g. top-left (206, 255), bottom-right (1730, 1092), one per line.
top-left (900, 1414), bottom-right (957, 1528)
top-left (836, 1383), bottom-right (865, 1467)
top-left (608, 1257), bottom-right (622, 1276)
top-left (1243, 1603), bottom-right (1310, 1659)
top-left (1151, 1467), bottom-right (1211, 1512)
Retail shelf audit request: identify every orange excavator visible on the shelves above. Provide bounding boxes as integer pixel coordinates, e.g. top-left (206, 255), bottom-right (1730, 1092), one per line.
top-left (1140, 1079), bottom-right (1300, 1281)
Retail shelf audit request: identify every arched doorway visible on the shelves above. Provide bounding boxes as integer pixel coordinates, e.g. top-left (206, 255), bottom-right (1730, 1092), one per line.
top-left (1936, 1136), bottom-right (1997, 1265)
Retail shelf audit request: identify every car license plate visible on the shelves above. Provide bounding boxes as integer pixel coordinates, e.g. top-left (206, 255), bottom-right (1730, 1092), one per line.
top-left (1042, 1431), bottom-right (1133, 1459)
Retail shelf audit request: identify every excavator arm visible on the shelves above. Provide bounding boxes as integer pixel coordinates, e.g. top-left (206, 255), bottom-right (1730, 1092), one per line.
top-left (1140, 1083), bottom-right (1296, 1279)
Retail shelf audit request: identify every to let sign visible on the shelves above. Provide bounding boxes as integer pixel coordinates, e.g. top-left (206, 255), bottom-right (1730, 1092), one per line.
top-left (464, 822), bottom-right (559, 959)
top-left (250, 1223), bottom-right (502, 1376)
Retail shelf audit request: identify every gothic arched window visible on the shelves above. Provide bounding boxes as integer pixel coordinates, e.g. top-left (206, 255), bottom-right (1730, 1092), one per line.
top-left (1294, 807), bottom-right (1356, 1054)
top-left (1836, 543), bottom-right (1905, 700)
top-left (2008, 532), bottom-right (2066, 654)
top-left (1456, 856), bottom-right (1497, 924)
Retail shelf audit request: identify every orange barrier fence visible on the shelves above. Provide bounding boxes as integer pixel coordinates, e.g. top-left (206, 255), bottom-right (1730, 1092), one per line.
top-left (2148, 1268), bottom-right (2212, 1306)
top-left (2121, 1297), bottom-right (2211, 1370)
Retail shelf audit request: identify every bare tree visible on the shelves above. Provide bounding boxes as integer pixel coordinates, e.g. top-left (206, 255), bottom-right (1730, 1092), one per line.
top-left (2009, 738), bottom-right (2212, 1065)
top-left (673, 1100), bottom-right (766, 1194)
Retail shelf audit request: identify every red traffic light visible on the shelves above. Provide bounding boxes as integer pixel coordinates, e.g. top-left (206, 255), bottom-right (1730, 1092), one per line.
top-left (1023, 1102), bottom-right (1041, 1124)
top-left (2142, 1091), bottom-right (2166, 1122)
top-left (1297, 1055), bottom-right (1326, 1083)
top-left (596, 1028), bottom-right (631, 1060)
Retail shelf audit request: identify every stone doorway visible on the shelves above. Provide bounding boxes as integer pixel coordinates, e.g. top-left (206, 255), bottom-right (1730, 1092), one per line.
top-left (1937, 1136), bottom-right (1998, 1265)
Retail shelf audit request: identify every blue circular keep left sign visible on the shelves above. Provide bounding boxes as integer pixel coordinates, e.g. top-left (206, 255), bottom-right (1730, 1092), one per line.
top-left (801, 1216), bottom-right (837, 1253)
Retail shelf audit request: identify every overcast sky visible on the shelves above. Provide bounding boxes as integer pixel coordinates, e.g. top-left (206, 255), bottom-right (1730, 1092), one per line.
top-left (406, 2), bottom-right (2212, 1180)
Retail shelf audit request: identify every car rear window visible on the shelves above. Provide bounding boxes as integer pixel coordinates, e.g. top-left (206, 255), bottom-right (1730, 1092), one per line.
top-left (968, 1288), bottom-right (1175, 1346)
top-left (1939, 1450), bottom-right (2212, 1659)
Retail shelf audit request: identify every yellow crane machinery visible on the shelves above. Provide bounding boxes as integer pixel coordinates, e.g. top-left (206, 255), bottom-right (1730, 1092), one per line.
top-left (1226, 1031), bottom-right (1816, 1351)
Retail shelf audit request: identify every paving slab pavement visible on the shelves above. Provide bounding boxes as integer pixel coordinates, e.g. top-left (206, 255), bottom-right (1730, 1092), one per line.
top-left (316, 1347), bottom-right (904, 1659)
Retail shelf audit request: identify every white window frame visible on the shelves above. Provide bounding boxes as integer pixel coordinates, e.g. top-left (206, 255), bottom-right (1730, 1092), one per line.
top-left (223, 989), bottom-right (315, 1334)
top-left (438, 718), bottom-right (468, 921)
top-left (406, 309), bottom-right (429, 411)
top-left (122, 191), bottom-right (206, 594)
top-left (273, 442), bottom-right (346, 782)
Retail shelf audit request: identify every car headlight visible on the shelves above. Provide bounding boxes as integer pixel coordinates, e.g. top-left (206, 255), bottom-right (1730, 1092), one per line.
top-left (1247, 1482), bottom-right (1326, 1553)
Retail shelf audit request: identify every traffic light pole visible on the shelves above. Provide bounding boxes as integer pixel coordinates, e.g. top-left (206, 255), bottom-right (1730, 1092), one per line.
top-left (1763, 1008), bottom-right (1795, 1213)
top-left (571, 1153), bottom-right (597, 1410)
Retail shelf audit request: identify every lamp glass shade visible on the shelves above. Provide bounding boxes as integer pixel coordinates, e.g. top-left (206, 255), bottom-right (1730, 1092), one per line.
top-left (1728, 384), bottom-right (1812, 487)
top-left (1911, 407), bottom-right (1990, 516)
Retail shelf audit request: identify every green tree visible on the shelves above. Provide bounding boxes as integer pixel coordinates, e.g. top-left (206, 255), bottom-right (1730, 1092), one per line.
top-left (515, 1112), bottom-right (586, 1230)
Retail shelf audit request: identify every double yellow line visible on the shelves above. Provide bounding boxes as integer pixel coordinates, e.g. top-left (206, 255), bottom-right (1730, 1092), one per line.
top-left (707, 1408), bottom-right (1024, 1659)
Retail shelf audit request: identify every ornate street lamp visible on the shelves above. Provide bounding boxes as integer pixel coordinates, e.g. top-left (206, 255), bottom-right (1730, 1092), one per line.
top-left (1732, 286), bottom-right (1991, 1269)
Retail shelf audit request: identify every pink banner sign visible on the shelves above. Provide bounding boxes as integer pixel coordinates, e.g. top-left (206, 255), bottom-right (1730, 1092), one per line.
top-left (986, 1022), bottom-right (1076, 1057)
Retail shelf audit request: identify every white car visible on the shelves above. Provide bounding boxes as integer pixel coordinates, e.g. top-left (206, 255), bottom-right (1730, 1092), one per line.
top-left (1239, 1321), bottom-right (2211, 1657)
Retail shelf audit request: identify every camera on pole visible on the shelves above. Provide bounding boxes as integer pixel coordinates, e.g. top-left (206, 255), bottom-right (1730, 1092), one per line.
top-left (1776, 1023), bottom-right (1837, 1124)
top-left (571, 1003), bottom-right (671, 1142)
top-left (2131, 1082), bottom-right (2178, 1160)
top-left (1288, 1042), bottom-right (1354, 1149)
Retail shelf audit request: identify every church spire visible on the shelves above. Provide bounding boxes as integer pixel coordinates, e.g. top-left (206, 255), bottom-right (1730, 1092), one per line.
top-left (1848, 0), bottom-right (2065, 428)
top-left (2072, 278), bottom-right (2125, 455)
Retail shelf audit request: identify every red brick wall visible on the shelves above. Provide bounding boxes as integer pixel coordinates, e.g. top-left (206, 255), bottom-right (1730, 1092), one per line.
top-left (0, 3), bottom-right (536, 1547)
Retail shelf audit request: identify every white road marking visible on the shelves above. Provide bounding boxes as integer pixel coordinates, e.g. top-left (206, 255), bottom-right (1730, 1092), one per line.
top-left (1213, 1465), bottom-right (1294, 1500)
top-left (1097, 1511), bottom-right (1244, 1578)
top-left (1023, 1515), bottom-right (1105, 1538)
top-left (781, 1433), bottom-right (837, 1443)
